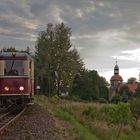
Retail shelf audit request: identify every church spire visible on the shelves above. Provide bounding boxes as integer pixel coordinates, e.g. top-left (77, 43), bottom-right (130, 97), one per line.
top-left (114, 59), bottom-right (119, 75)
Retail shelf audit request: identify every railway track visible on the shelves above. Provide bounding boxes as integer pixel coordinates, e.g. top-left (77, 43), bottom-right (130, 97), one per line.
top-left (0, 105), bottom-right (26, 135)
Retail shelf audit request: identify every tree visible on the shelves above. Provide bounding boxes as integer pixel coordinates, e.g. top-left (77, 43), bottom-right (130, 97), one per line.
top-left (135, 84), bottom-right (140, 99)
top-left (1, 46), bottom-right (17, 52)
top-left (35, 23), bottom-right (83, 95)
top-left (118, 85), bottom-right (131, 102)
top-left (70, 69), bottom-right (109, 101)
top-left (127, 77), bottom-right (137, 83)
top-left (98, 76), bottom-right (109, 100)
top-left (1, 46), bottom-right (32, 54)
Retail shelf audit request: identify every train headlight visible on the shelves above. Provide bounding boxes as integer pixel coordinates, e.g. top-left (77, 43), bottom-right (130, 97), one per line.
top-left (19, 86), bottom-right (24, 91)
top-left (4, 86), bottom-right (9, 91)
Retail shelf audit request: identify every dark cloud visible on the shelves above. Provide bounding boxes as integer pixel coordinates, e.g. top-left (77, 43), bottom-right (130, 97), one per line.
top-left (0, 0), bottom-right (140, 80)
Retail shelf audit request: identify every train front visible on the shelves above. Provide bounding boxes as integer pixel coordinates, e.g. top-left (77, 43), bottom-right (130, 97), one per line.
top-left (0, 52), bottom-right (34, 105)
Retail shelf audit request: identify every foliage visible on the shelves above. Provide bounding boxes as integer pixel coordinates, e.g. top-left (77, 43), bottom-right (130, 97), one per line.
top-left (82, 106), bottom-right (94, 116)
top-left (111, 95), bottom-right (121, 104)
top-left (1, 46), bottom-right (17, 52)
top-left (129, 98), bottom-right (140, 123)
top-left (98, 77), bottom-right (109, 100)
top-left (135, 85), bottom-right (140, 99)
top-left (98, 98), bottom-right (108, 104)
top-left (103, 103), bottom-right (131, 139)
top-left (1, 46), bottom-right (32, 54)
top-left (103, 103), bottom-right (131, 125)
top-left (118, 85), bottom-right (130, 102)
top-left (55, 107), bottom-right (100, 140)
top-left (70, 69), bottom-right (109, 101)
top-left (127, 77), bottom-right (137, 83)
top-left (34, 23), bottom-right (83, 95)
top-left (130, 118), bottom-right (140, 131)
top-left (62, 95), bottom-right (81, 101)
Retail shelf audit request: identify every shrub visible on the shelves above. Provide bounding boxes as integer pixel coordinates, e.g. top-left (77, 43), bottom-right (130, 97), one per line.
top-left (129, 98), bottom-right (140, 123)
top-left (102, 103), bottom-right (131, 139)
top-left (111, 95), bottom-right (121, 104)
top-left (82, 106), bottom-right (97, 121)
top-left (82, 106), bottom-right (93, 116)
top-left (67, 95), bottom-right (81, 101)
top-left (98, 98), bottom-right (108, 104)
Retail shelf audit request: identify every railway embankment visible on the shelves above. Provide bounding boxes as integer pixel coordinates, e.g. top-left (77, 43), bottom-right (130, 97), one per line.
top-left (1, 95), bottom-right (140, 140)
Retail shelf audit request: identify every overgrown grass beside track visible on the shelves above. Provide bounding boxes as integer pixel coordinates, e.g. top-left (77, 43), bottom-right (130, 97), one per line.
top-left (34, 95), bottom-right (140, 140)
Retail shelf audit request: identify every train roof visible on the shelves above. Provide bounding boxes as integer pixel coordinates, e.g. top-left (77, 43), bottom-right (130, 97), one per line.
top-left (0, 52), bottom-right (33, 60)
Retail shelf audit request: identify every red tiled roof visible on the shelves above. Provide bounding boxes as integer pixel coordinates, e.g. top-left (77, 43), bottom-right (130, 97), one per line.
top-left (110, 74), bottom-right (123, 81)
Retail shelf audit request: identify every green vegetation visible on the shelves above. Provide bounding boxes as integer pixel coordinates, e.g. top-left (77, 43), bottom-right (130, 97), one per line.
top-left (55, 107), bottom-right (100, 140)
top-left (70, 69), bottom-right (109, 101)
top-left (103, 103), bottom-right (131, 139)
top-left (35, 95), bottom-right (140, 140)
top-left (34, 22), bottom-right (109, 101)
top-left (129, 98), bottom-right (140, 123)
top-left (34, 23), bottom-right (83, 96)
top-left (1, 46), bottom-right (31, 54)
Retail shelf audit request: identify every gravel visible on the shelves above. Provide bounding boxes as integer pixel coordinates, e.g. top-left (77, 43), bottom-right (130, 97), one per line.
top-left (0, 104), bottom-right (57, 140)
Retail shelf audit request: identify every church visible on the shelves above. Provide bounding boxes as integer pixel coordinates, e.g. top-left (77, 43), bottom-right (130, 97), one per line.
top-left (109, 61), bottom-right (138, 101)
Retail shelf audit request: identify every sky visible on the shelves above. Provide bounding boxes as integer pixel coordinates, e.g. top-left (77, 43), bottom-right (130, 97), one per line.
top-left (0, 0), bottom-right (140, 82)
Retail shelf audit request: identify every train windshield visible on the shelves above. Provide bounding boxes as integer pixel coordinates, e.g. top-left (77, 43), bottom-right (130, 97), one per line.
top-left (5, 60), bottom-right (24, 76)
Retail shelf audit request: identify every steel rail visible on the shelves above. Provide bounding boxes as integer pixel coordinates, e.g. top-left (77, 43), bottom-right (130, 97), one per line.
top-left (0, 106), bottom-right (26, 135)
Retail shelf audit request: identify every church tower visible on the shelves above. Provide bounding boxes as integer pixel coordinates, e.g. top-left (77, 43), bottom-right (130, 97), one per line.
top-left (109, 61), bottom-right (123, 101)
top-left (110, 61), bottom-right (123, 87)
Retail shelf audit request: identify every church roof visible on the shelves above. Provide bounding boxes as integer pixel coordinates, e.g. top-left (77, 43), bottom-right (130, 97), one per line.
top-left (110, 74), bottom-right (123, 81)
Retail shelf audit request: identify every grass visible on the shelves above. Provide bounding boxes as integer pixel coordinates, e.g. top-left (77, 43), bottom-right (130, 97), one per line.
top-left (34, 95), bottom-right (140, 140)
top-left (34, 95), bottom-right (101, 140)
top-left (54, 107), bottom-right (100, 140)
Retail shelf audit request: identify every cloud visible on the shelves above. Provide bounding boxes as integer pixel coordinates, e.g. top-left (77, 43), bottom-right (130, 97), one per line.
top-left (0, 15), bottom-right (37, 30)
top-left (0, 0), bottom-right (140, 81)
top-left (113, 48), bottom-right (140, 62)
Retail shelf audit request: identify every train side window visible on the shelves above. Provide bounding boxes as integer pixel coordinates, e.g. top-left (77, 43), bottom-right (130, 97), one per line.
top-left (0, 60), bottom-right (5, 75)
top-left (23, 60), bottom-right (29, 76)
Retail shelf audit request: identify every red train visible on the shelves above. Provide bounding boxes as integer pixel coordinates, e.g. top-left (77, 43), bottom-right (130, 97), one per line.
top-left (0, 52), bottom-right (34, 105)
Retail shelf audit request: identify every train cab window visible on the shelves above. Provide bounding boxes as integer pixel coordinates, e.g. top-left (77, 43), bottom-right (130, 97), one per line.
top-left (5, 60), bottom-right (24, 76)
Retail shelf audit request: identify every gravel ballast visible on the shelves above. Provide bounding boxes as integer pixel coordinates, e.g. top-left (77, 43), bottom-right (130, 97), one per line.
top-left (1, 104), bottom-right (57, 140)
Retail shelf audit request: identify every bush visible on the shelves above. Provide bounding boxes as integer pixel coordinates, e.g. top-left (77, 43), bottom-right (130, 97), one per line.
top-left (98, 98), bottom-right (108, 104)
top-left (111, 95), bottom-right (121, 104)
top-left (102, 103), bottom-right (131, 139)
top-left (82, 106), bottom-right (93, 116)
top-left (65, 95), bottom-right (81, 101)
top-left (52, 94), bottom-right (60, 99)
top-left (82, 106), bottom-right (97, 121)
top-left (130, 118), bottom-right (140, 131)
top-left (129, 98), bottom-right (140, 123)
